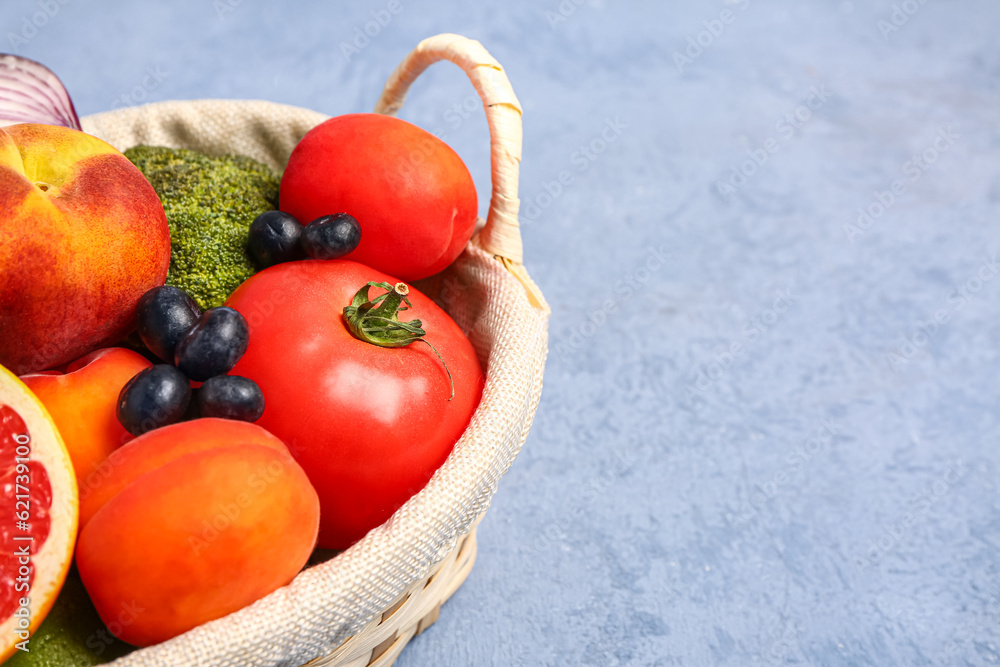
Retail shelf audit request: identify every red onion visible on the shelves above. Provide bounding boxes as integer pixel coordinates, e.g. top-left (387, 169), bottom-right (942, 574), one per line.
top-left (0, 53), bottom-right (81, 130)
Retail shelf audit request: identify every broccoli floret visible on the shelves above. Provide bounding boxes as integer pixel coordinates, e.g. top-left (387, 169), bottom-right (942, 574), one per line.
top-left (125, 145), bottom-right (280, 310)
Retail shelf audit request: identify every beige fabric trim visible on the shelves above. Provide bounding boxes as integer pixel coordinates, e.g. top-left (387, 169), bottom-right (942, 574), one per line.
top-left (81, 99), bottom-right (328, 171)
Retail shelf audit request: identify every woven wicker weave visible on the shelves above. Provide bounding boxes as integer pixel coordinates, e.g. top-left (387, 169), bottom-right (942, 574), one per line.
top-left (78, 34), bottom-right (549, 667)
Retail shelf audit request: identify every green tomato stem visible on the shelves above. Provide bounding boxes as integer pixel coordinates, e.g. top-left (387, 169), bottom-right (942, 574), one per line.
top-left (342, 281), bottom-right (455, 400)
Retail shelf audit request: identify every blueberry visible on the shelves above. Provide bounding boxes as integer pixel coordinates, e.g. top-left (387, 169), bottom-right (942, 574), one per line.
top-left (135, 286), bottom-right (202, 362)
top-left (195, 375), bottom-right (265, 422)
top-left (301, 213), bottom-right (361, 260)
top-left (117, 365), bottom-right (191, 436)
top-left (174, 307), bottom-right (249, 382)
top-left (248, 210), bottom-right (305, 268)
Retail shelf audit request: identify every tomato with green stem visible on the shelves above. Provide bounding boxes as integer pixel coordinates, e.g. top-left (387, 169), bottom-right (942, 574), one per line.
top-left (226, 260), bottom-right (484, 550)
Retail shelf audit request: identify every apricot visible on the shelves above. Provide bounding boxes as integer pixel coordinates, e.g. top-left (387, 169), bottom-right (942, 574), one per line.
top-left (20, 347), bottom-right (152, 500)
top-left (74, 419), bottom-right (319, 646)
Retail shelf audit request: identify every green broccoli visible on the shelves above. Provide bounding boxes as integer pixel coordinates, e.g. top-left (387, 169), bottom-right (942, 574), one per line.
top-left (125, 145), bottom-right (280, 310)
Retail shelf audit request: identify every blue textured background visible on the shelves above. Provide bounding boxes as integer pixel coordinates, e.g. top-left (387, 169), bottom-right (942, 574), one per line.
top-left (4, 1), bottom-right (999, 664)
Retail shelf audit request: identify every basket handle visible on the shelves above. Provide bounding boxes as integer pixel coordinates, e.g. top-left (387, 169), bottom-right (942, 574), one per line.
top-left (375, 34), bottom-right (545, 308)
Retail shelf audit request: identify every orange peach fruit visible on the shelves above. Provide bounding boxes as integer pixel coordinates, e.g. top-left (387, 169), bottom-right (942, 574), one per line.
top-left (20, 347), bottom-right (153, 500)
top-left (0, 124), bottom-right (170, 375)
top-left (74, 419), bottom-right (319, 646)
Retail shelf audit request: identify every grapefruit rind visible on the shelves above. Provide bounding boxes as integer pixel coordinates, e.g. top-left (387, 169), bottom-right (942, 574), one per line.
top-left (0, 364), bottom-right (78, 663)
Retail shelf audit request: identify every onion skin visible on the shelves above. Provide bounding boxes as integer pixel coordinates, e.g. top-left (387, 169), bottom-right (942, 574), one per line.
top-left (0, 54), bottom-right (81, 130)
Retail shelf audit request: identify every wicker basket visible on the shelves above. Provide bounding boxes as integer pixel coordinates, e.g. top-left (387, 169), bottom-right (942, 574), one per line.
top-left (78, 34), bottom-right (549, 667)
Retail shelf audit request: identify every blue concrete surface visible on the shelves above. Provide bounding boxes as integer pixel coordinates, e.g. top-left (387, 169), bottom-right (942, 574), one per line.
top-left (4, 0), bottom-right (999, 664)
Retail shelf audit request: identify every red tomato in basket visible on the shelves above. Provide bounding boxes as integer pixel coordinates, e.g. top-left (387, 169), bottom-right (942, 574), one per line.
top-left (279, 113), bottom-right (478, 282)
top-left (226, 259), bottom-right (484, 550)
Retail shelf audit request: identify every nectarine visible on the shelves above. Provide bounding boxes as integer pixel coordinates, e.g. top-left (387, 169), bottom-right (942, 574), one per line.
top-left (74, 419), bottom-right (319, 646)
top-left (0, 124), bottom-right (170, 374)
top-left (20, 347), bottom-right (153, 501)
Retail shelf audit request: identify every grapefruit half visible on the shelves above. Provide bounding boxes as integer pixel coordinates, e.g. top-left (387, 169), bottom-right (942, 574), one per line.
top-left (0, 364), bottom-right (78, 662)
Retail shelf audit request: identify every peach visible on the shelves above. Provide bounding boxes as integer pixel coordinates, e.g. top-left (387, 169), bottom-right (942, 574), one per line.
top-left (74, 419), bottom-right (319, 646)
top-left (0, 124), bottom-right (170, 375)
top-left (20, 347), bottom-right (153, 499)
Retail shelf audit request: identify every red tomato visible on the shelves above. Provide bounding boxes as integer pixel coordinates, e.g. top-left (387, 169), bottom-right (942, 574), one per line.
top-left (279, 113), bottom-right (478, 282)
top-left (226, 260), bottom-right (484, 550)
